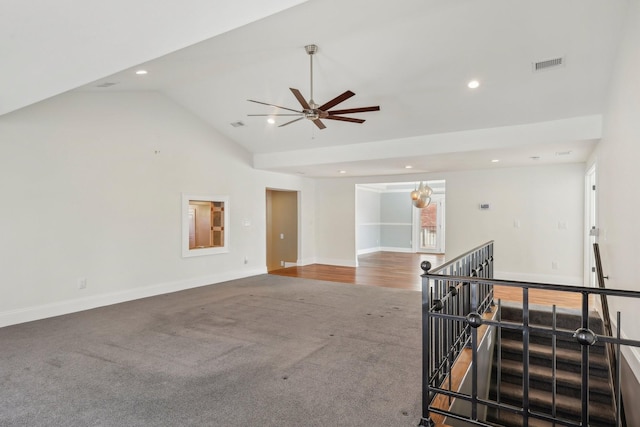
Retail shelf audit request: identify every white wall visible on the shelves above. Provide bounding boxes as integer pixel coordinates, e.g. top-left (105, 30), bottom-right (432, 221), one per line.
top-left (315, 164), bottom-right (585, 284)
top-left (315, 180), bottom-right (357, 266)
top-left (356, 186), bottom-right (381, 254)
top-left (0, 91), bottom-right (314, 327)
top-left (594, 0), bottom-right (640, 384)
top-left (445, 165), bottom-right (584, 284)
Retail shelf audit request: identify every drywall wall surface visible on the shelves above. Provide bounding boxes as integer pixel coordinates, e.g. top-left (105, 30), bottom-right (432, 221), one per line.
top-left (314, 164), bottom-right (584, 282)
top-left (380, 192), bottom-right (412, 250)
top-left (597, 0), bottom-right (640, 378)
top-left (356, 186), bottom-right (381, 253)
top-left (444, 164), bottom-right (584, 284)
top-left (0, 91), bottom-right (311, 326)
top-left (315, 179), bottom-right (357, 266)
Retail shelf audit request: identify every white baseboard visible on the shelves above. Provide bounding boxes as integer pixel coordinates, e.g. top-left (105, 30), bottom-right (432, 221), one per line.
top-left (357, 247), bottom-right (380, 255)
top-left (0, 267), bottom-right (267, 328)
top-left (314, 258), bottom-right (358, 268)
top-left (494, 271), bottom-right (583, 286)
top-left (379, 246), bottom-right (413, 253)
top-left (357, 247), bottom-right (414, 255)
top-left (283, 262), bottom-right (297, 268)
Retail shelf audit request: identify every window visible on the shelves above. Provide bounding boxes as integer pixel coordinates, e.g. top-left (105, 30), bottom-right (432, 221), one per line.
top-left (182, 194), bottom-right (229, 257)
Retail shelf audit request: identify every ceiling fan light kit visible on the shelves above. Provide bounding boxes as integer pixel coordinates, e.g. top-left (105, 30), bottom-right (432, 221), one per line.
top-left (247, 44), bottom-right (380, 129)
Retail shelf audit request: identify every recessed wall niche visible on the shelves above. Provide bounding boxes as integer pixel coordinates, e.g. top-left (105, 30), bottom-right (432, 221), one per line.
top-left (182, 194), bottom-right (229, 257)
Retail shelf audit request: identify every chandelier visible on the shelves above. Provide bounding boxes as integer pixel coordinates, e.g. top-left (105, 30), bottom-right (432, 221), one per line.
top-left (410, 181), bottom-right (433, 208)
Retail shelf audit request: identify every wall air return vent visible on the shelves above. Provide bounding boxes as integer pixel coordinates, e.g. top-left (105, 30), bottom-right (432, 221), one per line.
top-left (533, 57), bottom-right (564, 72)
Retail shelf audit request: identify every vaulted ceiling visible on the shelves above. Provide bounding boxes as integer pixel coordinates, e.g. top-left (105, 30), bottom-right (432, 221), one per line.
top-left (2, 0), bottom-right (628, 177)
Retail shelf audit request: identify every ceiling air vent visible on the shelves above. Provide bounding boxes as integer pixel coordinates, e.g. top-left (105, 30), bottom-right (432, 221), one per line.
top-left (230, 121), bottom-right (245, 128)
top-left (533, 57), bottom-right (564, 72)
top-left (96, 82), bottom-right (118, 88)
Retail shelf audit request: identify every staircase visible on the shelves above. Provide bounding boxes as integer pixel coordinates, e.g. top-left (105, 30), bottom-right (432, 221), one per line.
top-left (486, 303), bottom-right (617, 427)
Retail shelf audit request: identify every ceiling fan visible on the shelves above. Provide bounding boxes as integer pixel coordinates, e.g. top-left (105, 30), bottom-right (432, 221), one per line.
top-left (247, 44), bottom-right (380, 129)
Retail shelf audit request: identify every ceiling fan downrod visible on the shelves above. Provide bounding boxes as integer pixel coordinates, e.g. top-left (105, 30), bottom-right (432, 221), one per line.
top-left (305, 44), bottom-right (318, 109)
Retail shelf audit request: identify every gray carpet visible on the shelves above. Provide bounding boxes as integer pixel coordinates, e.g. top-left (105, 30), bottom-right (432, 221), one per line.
top-left (0, 275), bottom-right (423, 426)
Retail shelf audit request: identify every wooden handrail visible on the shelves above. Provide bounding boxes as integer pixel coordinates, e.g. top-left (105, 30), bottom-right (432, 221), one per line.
top-left (593, 243), bottom-right (626, 427)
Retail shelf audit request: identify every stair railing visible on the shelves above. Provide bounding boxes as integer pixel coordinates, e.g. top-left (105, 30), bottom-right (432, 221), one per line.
top-left (593, 242), bottom-right (626, 426)
top-left (419, 242), bottom-right (640, 427)
top-left (419, 241), bottom-right (495, 426)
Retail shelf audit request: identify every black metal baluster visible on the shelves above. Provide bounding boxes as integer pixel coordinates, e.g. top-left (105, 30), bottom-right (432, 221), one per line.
top-left (616, 311), bottom-right (622, 427)
top-left (552, 305), bottom-right (557, 426)
top-left (522, 287), bottom-right (530, 427)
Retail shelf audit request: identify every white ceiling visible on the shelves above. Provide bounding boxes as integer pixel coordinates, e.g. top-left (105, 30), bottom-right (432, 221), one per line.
top-left (4, 0), bottom-right (628, 178)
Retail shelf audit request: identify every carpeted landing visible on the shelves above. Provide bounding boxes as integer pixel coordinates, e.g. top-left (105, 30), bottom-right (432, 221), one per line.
top-left (0, 275), bottom-right (423, 426)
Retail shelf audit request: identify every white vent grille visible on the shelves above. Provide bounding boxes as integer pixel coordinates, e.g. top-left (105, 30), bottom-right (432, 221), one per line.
top-left (533, 57), bottom-right (564, 72)
top-left (230, 121), bottom-right (245, 128)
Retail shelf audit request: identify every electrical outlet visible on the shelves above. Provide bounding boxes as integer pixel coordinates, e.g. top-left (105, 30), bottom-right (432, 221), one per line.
top-left (280, 260), bottom-right (285, 267)
top-left (244, 256), bottom-right (249, 264)
top-left (551, 261), bottom-right (559, 270)
top-left (77, 277), bottom-right (87, 289)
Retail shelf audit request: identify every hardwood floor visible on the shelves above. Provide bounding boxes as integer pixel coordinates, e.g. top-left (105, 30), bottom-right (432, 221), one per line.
top-left (270, 251), bottom-right (445, 291)
top-left (270, 252), bottom-right (583, 309)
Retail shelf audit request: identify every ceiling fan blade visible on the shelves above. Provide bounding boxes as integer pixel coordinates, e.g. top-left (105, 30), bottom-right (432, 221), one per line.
top-left (328, 106), bottom-right (380, 115)
top-left (278, 117), bottom-right (305, 127)
top-left (247, 99), bottom-right (301, 113)
top-left (247, 114), bottom-right (303, 116)
top-left (318, 90), bottom-right (355, 111)
top-left (313, 119), bottom-right (326, 130)
top-left (290, 88), bottom-right (311, 109)
top-left (325, 116), bottom-right (365, 124)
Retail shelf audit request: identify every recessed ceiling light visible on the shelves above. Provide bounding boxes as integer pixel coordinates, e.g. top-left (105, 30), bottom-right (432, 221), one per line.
top-left (467, 80), bottom-right (480, 89)
top-left (339, 170), bottom-right (347, 174)
top-left (555, 150), bottom-right (572, 156)
top-left (267, 118), bottom-right (276, 124)
top-left (405, 165), bottom-right (413, 169)
top-left (491, 159), bottom-right (500, 163)
top-left (135, 70), bottom-right (148, 75)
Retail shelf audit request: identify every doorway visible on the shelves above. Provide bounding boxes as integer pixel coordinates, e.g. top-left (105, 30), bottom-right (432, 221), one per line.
top-left (585, 164), bottom-right (597, 287)
top-left (413, 194), bottom-right (445, 254)
top-left (266, 189), bottom-right (298, 272)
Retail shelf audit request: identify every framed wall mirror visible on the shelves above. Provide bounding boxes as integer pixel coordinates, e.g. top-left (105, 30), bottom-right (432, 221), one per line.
top-left (182, 193), bottom-right (229, 257)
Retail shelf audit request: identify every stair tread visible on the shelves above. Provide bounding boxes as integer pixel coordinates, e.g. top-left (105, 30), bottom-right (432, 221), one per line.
top-left (495, 382), bottom-right (616, 421)
top-left (500, 338), bottom-right (609, 367)
top-left (487, 410), bottom-right (555, 427)
top-left (497, 358), bottom-right (612, 393)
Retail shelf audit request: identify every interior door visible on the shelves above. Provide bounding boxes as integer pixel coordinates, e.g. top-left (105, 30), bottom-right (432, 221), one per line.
top-left (414, 196), bottom-right (445, 254)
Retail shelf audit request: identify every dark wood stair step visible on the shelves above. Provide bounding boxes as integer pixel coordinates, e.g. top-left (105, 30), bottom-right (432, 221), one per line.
top-left (498, 304), bottom-right (604, 333)
top-left (486, 410), bottom-right (557, 427)
top-left (500, 329), bottom-right (607, 355)
top-left (499, 339), bottom-right (610, 374)
top-left (494, 382), bottom-right (616, 425)
top-left (495, 358), bottom-right (613, 397)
